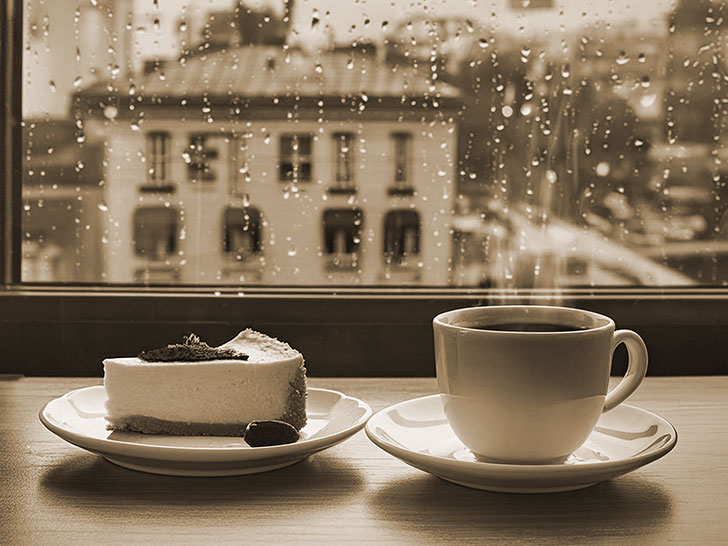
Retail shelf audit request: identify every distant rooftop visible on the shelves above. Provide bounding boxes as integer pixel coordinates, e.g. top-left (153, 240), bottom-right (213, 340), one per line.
top-left (78, 45), bottom-right (461, 104)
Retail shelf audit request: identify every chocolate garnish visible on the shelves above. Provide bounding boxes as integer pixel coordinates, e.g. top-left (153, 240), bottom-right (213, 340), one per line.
top-left (138, 333), bottom-right (249, 362)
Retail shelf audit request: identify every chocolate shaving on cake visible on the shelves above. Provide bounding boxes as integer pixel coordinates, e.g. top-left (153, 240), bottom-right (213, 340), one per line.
top-left (138, 333), bottom-right (249, 362)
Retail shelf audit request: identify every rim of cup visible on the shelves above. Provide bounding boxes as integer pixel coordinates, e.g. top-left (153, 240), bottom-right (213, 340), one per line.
top-left (433, 305), bottom-right (615, 335)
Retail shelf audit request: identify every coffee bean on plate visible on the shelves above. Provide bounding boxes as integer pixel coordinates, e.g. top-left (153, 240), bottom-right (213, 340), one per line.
top-left (243, 420), bottom-right (300, 447)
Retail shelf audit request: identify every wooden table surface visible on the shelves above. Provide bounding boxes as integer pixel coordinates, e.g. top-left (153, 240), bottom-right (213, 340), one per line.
top-left (2, 376), bottom-right (727, 545)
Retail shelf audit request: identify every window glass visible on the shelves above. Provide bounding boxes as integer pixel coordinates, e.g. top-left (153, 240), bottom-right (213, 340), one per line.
top-left (223, 206), bottom-right (263, 258)
top-left (146, 131), bottom-right (171, 189)
top-left (279, 134), bottom-right (313, 183)
top-left (392, 133), bottom-right (412, 188)
top-left (19, 0), bottom-right (728, 287)
top-left (187, 134), bottom-right (221, 184)
top-left (332, 132), bottom-right (355, 192)
top-left (384, 209), bottom-right (421, 265)
top-left (133, 206), bottom-right (179, 259)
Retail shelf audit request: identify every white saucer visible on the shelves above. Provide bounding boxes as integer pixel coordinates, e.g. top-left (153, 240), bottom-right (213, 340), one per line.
top-left (41, 386), bottom-right (372, 477)
top-left (365, 394), bottom-right (677, 493)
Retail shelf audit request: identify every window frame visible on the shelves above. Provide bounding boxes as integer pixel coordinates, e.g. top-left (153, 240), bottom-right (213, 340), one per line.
top-left (383, 209), bottom-right (421, 266)
top-left (145, 131), bottom-right (171, 190)
top-left (322, 207), bottom-right (363, 271)
top-left (186, 133), bottom-right (222, 184)
top-left (278, 133), bottom-right (313, 183)
top-left (2, 0), bottom-right (728, 377)
top-left (222, 205), bottom-right (263, 260)
top-left (132, 205), bottom-right (180, 260)
top-left (331, 131), bottom-right (356, 193)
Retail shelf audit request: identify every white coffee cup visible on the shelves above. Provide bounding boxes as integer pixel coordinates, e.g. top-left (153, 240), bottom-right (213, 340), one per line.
top-left (433, 305), bottom-right (648, 464)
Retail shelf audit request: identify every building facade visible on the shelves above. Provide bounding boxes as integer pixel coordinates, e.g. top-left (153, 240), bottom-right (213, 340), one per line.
top-left (78, 45), bottom-right (461, 285)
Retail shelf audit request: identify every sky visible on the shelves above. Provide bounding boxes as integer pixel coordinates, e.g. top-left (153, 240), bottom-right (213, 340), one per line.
top-left (136, 0), bottom-right (678, 53)
top-left (24, 0), bottom-right (679, 117)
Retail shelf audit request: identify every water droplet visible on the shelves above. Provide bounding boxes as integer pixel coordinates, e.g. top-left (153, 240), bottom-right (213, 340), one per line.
top-left (616, 51), bottom-right (630, 65)
top-left (479, 38), bottom-right (489, 49)
top-left (346, 58), bottom-right (354, 70)
top-left (545, 169), bottom-right (558, 183)
top-left (49, 81), bottom-right (56, 93)
top-left (287, 246), bottom-right (297, 257)
top-left (73, 76), bottom-right (83, 88)
top-left (103, 105), bottom-right (118, 120)
top-left (640, 94), bottom-right (656, 107)
top-left (98, 202), bottom-right (108, 212)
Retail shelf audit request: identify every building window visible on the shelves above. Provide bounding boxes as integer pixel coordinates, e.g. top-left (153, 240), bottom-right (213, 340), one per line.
top-left (322, 208), bottom-right (363, 270)
top-left (187, 134), bottom-right (220, 183)
top-left (389, 132), bottom-right (414, 195)
top-left (330, 132), bottom-right (356, 193)
top-left (222, 206), bottom-right (263, 261)
top-left (144, 131), bottom-right (174, 192)
top-left (133, 206), bottom-right (179, 260)
top-left (384, 209), bottom-right (421, 265)
top-left (229, 135), bottom-right (250, 197)
top-left (279, 134), bottom-right (313, 182)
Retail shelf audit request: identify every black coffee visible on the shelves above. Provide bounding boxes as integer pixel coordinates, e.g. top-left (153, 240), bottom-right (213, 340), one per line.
top-left (470, 322), bottom-right (588, 332)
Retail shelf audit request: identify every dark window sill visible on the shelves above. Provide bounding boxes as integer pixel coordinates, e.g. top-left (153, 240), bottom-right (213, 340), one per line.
top-left (139, 183), bottom-right (176, 194)
top-left (327, 186), bottom-right (358, 195)
top-left (387, 186), bottom-right (415, 196)
top-left (1, 287), bottom-right (727, 377)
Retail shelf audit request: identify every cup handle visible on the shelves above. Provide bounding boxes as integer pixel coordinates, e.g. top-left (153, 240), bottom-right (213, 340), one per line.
top-left (603, 329), bottom-right (648, 413)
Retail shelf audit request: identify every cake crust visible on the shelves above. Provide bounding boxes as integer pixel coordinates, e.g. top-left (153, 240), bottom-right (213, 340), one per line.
top-left (107, 416), bottom-right (251, 436)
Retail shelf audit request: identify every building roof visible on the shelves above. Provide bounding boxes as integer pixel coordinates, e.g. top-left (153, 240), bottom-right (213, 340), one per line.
top-left (80, 45), bottom-right (461, 102)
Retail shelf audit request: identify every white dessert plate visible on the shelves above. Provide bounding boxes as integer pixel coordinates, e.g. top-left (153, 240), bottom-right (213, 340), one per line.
top-left (40, 386), bottom-right (372, 477)
top-left (365, 394), bottom-right (677, 493)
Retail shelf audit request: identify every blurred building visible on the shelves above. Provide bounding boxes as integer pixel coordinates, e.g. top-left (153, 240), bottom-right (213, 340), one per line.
top-left (75, 40), bottom-right (461, 285)
top-left (22, 0), bottom-right (124, 281)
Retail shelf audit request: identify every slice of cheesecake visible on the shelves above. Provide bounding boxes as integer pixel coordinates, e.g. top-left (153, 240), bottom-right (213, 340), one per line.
top-left (103, 329), bottom-right (306, 436)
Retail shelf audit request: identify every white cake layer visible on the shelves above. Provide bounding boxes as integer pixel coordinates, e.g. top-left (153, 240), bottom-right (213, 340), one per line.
top-left (219, 329), bottom-right (301, 363)
top-left (104, 357), bottom-right (301, 423)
